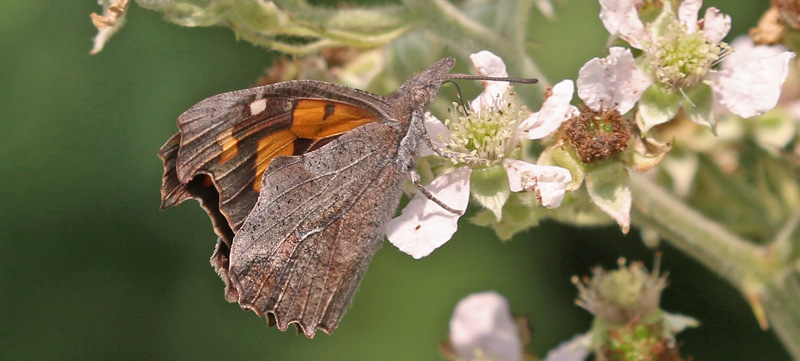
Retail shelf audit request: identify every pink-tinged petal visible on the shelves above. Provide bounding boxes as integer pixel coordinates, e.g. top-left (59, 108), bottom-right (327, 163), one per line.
top-left (577, 47), bottom-right (653, 114)
top-left (678, 0), bottom-right (701, 33)
top-left (723, 36), bottom-right (789, 69)
top-left (709, 51), bottom-right (795, 118)
top-left (386, 166), bottom-right (471, 259)
top-left (450, 291), bottom-right (522, 361)
top-left (542, 333), bottom-right (592, 361)
top-left (521, 80), bottom-right (576, 140)
top-left (469, 50), bottom-right (510, 111)
top-left (599, 0), bottom-right (646, 49)
top-left (502, 159), bottom-right (572, 208)
top-left (702, 7), bottom-right (731, 44)
top-left (421, 113), bottom-right (450, 157)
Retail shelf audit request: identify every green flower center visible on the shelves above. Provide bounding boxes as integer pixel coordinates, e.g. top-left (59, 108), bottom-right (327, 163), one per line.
top-left (645, 21), bottom-right (729, 90)
top-left (444, 93), bottom-right (525, 166)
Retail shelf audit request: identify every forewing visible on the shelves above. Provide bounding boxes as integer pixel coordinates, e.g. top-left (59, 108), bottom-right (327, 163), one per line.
top-left (160, 81), bottom-right (389, 233)
top-left (228, 121), bottom-right (404, 338)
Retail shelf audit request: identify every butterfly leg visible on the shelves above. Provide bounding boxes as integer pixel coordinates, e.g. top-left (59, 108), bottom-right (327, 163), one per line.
top-left (408, 170), bottom-right (463, 215)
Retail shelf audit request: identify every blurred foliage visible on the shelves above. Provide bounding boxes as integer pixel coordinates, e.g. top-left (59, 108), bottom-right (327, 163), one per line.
top-left (0, 0), bottom-right (790, 360)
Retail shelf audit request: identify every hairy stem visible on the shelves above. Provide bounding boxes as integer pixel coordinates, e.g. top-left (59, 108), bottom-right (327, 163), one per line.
top-left (629, 173), bottom-right (800, 359)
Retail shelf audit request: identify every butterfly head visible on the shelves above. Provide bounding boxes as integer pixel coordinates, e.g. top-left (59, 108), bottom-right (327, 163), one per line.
top-left (392, 57), bottom-right (456, 110)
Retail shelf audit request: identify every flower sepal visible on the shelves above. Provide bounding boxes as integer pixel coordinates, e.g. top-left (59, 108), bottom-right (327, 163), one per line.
top-left (638, 84), bottom-right (682, 132)
top-left (621, 129), bottom-right (673, 173)
top-left (682, 83), bottom-right (716, 132)
top-left (539, 144), bottom-right (586, 192)
top-left (470, 164), bottom-right (513, 221)
top-left (584, 162), bottom-right (632, 233)
top-left (471, 192), bottom-right (546, 241)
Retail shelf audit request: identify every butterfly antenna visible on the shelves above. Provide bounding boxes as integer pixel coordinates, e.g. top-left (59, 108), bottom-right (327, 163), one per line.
top-left (442, 80), bottom-right (470, 114)
top-left (445, 74), bottom-right (539, 84)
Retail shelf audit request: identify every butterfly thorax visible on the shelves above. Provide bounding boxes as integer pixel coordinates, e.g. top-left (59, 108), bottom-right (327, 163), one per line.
top-left (386, 57), bottom-right (455, 174)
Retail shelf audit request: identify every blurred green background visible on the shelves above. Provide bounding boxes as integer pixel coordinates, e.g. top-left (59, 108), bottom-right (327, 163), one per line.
top-left (0, 0), bottom-right (791, 360)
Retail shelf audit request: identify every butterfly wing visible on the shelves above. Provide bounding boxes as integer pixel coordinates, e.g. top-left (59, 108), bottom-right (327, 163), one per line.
top-left (159, 81), bottom-right (392, 235)
top-left (227, 121), bottom-right (404, 338)
top-left (159, 81), bottom-right (395, 302)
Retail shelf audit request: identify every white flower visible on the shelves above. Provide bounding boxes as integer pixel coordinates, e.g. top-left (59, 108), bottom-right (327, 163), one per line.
top-left (600, 0), bottom-right (730, 52)
top-left (386, 50), bottom-right (573, 259)
top-left (567, 47), bottom-right (649, 231)
top-left (599, 0), bottom-right (794, 131)
top-left (449, 291), bottom-right (522, 361)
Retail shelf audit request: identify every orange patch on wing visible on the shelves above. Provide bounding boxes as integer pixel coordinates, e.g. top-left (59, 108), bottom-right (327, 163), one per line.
top-left (249, 100), bottom-right (379, 191)
top-left (253, 129), bottom-right (297, 191)
top-left (291, 99), bottom-right (377, 139)
top-left (217, 128), bottom-right (239, 163)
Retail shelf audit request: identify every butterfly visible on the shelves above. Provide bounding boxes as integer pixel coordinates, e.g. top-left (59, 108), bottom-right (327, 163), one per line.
top-left (158, 57), bottom-right (534, 338)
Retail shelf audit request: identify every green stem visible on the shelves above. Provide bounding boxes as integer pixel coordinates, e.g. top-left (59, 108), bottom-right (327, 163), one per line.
top-left (629, 173), bottom-right (766, 283)
top-left (629, 173), bottom-right (800, 360)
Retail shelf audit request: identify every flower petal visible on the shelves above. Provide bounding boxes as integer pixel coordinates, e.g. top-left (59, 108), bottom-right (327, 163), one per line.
top-left (577, 47), bottom-right (653, 114)
top-left (709, 51), bottom-right (795, 118)
top-left (663, 312), bottom-right (700, 335)
top-left (542, 333), bottom-right (592, 361)
top-left (598, 0), bottom-right (646, 49)
top-left (723, 36), bottom-right (790, 69)
top-left (702, 7), bottom-right (731, 44)
top-left (386, 166), bottom-right (471, 259)
top-left (678, 0), bottom-right (701, 34)
top-left (469, 51), bottom-right (510, 111)
top-left (420, 113), bottom-right (450, 157)
top-left (522, 80), bottom-right (576, 139)
top-left (503, 159), bottom-right (571, 208)
top-left (449, 291), bottom-right (522, 361)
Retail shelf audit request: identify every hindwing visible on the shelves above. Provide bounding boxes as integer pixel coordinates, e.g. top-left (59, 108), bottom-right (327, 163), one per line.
top-left (227, 121), bottom-right (404, 337)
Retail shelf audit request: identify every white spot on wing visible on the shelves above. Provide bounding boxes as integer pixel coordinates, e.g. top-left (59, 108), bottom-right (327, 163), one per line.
top-left (249, 98), bottom-right (267, 116)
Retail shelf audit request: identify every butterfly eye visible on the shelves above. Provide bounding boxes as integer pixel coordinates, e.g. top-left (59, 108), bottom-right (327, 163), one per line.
top-left (412, 88), bottom-right (430, 106)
